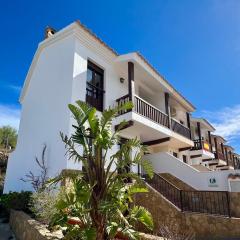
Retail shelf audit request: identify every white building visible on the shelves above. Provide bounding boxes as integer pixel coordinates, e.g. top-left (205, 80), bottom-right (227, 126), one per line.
top-left (4, 21), bottom-right (240, 194)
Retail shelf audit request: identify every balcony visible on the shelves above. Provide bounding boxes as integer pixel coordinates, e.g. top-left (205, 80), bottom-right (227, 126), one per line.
top-left (214, 151), bottom-right (226, 161)
top-left (191, 139), bottom-right (212, 151)
top-left (116, 94), bottom-right (191, 140)
top-left (190, 139), bottom-right (214, 160)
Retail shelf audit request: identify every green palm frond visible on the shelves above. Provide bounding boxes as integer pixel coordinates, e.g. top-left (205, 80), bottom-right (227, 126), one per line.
top-left (130, 206), bottom-right (154, 230)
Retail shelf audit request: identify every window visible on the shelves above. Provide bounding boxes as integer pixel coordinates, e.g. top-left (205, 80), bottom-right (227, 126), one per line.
top-left (173, 152), bottom-right (178, 158)
top-left (86, 61), bottom-right (104, 111)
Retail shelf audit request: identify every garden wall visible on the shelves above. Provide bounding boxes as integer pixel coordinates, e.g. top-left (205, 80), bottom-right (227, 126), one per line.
top-left (9, 210), bottom-right (62, 240)
top-left (135, 185), bottom-right (240, 240)
top-left (9, 210), bottom-right (163, 240)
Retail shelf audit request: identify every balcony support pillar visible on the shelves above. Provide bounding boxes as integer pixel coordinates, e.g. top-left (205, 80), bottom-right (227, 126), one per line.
top-left (186, 112), bottom-right (192, 139)
top-left (197, 122), bottom-right (202, 149)
top-left (165, 92), bottom-right (171, 129)
top-left (221, 143), bottom-right (225, 157)
top-left (128, 62), bottom-right (134, 102)
top-left (214, 137), bottom-right (219, 159)
top-left (208, 131), bottom-right (213, 152)
top-left (225, 147), bottom-right (229, 165)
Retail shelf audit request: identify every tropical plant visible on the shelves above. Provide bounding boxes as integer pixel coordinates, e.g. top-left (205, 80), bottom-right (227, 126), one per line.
top-left (0, 125), bottom-right (17, 150)
top-left (49, 100), bottom-right (154, 240)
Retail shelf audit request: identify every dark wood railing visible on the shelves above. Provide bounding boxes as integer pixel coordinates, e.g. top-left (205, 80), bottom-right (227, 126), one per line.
top-left (116, 94), bottom-right (131, 115)
top-left (191, 139), bottom-right (212, 152)
top-left (115, 94), bottom-right (192, 139)
top-left (146, 173), bottom-right (231, 217)
top-left (191, 139), bottom-right (202, 150)
top-left (171, 119), bottom-right (191, 139)
top-left (214, 151), bottom-right (225, 161)
top-left (134, 96), bottom-right (169, 128)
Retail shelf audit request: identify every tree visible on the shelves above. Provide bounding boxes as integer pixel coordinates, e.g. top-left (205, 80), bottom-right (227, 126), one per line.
top-left (50, 100), bottom-right (154, 240)
top-left (0, 126), bottom-right (17, 150)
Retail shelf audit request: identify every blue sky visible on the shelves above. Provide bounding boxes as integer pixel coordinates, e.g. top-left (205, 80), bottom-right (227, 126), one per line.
top-left (1, 0), bottom-right (240, 150)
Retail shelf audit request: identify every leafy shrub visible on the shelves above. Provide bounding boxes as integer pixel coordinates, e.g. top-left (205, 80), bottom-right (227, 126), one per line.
top-left (30, 188), bottom-right (61, 224)
top-left (0, 191), bottom-right (32, 215)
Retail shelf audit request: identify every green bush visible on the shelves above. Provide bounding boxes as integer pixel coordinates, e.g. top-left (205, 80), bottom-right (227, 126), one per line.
top-left (0, 191), bottom-right (32, 214)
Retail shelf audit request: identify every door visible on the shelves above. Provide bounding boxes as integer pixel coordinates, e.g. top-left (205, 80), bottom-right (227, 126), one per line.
top-left (86, 61), bottom-right (104, 111)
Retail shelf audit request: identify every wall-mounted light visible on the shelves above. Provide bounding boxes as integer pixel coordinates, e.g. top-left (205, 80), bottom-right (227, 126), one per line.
top-left (120, 77), bottom-right (125, 83)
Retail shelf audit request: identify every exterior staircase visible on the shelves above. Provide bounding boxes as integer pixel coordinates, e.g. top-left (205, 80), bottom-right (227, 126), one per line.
top-left (159, 173), bottom-right (195, 190)
top-left (145, 173), bottom-right (231, 217)
top-left (191, 164), bottom-right (211, 172)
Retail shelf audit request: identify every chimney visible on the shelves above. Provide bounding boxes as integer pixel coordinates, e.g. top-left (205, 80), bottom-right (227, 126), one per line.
top-left (45, 26), bottom-right (56, 39)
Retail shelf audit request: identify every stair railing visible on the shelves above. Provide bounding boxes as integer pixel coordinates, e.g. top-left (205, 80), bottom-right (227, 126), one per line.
top-left (145, 173), bottom-right (231, 217)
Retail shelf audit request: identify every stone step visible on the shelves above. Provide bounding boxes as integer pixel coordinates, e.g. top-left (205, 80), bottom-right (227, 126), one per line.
top-left (159, 173), bottom-right (195, 191)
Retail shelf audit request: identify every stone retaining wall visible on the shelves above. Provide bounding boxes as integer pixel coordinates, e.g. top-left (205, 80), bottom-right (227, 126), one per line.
top-left (230, 192), bottom-right (240, 217)
top-left (10, 210), bottom-right (62, 240)
top-left (135, 185), bottom-right (240, 240)
top-left (9, 210), bottom-right (163, 240)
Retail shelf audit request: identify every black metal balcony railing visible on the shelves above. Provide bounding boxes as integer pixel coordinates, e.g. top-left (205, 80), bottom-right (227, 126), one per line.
top-left (134, 95), bottom-right (169, 128)
top-left (171, 119), bottom-right (191, 139)
top-left (146, 173), bottom-right (231, 217)
top-left (115, 94), bottom-right (192, 139)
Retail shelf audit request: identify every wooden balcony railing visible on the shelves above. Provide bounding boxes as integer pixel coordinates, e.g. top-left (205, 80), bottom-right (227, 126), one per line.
top-left (171, 119), bottom-right (191, 139)
top-left (115, 94), bottom-right (191, 140)
top-left (116, 94), bottom-right (131, 115)
top-left (134, 95), bottom-right (169, 128)
top-left (191, 139), bottom-right (212, 152)
top-left (214, 151), bottom-right (225, 161)
top-left (146, 173), bottom-right (231, 217)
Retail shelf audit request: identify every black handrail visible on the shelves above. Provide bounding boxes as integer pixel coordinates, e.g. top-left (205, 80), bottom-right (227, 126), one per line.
top-left (145, 173), bottom-right (231, 217)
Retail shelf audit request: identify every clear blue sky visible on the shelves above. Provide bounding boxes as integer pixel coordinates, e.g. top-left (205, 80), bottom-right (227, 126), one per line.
top-left (1, 0), bottom-right (240, 150)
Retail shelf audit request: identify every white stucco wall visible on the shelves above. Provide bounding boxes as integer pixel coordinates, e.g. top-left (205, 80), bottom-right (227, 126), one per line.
top-left (4, 30), bottom-right (130, 192)
top-left (146, 152), bottom-right (240, 191)
top-left (4, 36), bottom-right (77, 192)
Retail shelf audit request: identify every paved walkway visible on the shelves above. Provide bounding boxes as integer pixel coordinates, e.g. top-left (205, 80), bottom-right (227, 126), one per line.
top-left (0, 218), bottom-right (15, 240)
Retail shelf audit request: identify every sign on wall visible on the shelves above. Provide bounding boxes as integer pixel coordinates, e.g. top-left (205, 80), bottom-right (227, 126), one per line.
top-left (208, 177), bottom-right (218, 187)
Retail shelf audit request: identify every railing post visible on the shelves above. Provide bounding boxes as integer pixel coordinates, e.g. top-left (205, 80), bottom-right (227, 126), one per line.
top-left (226, 191), bottom-right (231, 218)
top-left (180, 190), bottom-right (183, 211)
